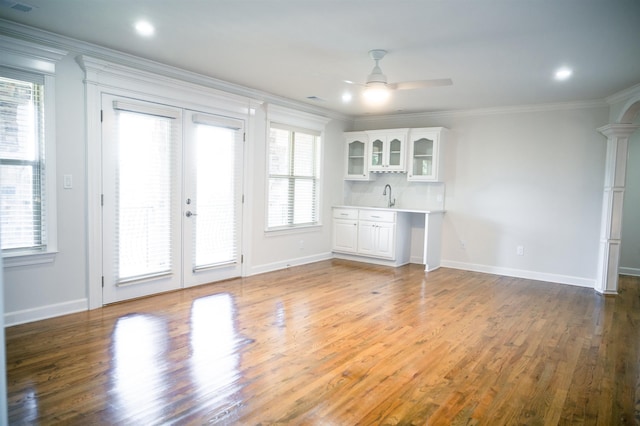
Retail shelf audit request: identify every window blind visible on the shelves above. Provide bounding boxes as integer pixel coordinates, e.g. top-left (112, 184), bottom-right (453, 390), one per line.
top-left (191, 119), bottom-right (243, 270)
top-left (267, 124), bottom-right (320, 229)
top-left (114, 107), bottom-right (178, 284)
top-left (0, 72), bottom-right (46, 251)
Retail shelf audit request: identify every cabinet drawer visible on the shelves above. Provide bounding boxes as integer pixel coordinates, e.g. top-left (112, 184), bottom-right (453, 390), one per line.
top-left (333, 208), bottom-right (358, 220)
top-left (359, 209), bottom-right (396, 223)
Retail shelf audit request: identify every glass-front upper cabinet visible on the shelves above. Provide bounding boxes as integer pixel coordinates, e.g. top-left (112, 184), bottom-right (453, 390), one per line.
top-left (407, 128), bottom-right (447, 182)
top-left (368, 129), bottom-right (408, 172)
top-left (345, 132), bottom-right (370, 180)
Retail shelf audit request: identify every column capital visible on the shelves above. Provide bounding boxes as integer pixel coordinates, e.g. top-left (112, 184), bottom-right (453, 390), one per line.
top-left (597, 123), bottom-right (639, 139)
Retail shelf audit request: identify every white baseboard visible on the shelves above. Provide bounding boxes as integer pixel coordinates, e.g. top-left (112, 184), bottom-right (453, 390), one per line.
top-left (619, 267), bottom-right (640, 277)
top-left (440, 260), bottom-right (596, 289)
top-left (247, 252), bottom-right (333, 276)
top-left (5, 298), bottom-right (88, 327)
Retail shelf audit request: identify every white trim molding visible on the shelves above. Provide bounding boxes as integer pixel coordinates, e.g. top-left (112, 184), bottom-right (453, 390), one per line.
top-left (4, 298), bottom-right (87, 327)
top-left (441, 260), bottom-right (595, 289)
top-left (619, 267), bottom-right (640, 277)
top-left (247, 252), bottom-right (333, 277)
top-left (0, 33), bottom-right (67, 75)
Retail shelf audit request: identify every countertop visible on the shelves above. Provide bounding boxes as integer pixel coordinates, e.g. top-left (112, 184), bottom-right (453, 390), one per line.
top-left (333, 205), bottom-right (445, 215)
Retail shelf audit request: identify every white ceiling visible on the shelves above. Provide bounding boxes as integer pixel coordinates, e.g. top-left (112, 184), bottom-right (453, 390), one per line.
top-left (1, 0), bottom-right (639, 117)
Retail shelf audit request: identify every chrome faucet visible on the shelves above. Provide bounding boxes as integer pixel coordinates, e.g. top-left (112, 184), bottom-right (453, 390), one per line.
top-left (383, 184), bottom-right (395, 208)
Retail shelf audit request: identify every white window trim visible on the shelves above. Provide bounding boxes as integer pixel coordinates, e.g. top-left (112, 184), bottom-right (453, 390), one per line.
top-left (265, 104), bottom-right (330, 234)
top-left (0, 36), bottom-right (67, 267)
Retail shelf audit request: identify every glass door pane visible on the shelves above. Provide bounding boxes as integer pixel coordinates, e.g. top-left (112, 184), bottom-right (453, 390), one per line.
top-left (348, 140), bottom-right (365, 175)
top-left (192, 125), bottom-right (237, 268)
top-left (389, 138), bottom-right (402, 166)
top-left (371, 139), bottom-right (383, 167)
top-left (413, 138), bottom-right (434, 176)
top-left (102, 95), bottom-right (182, 304)
top-left (183, 112), bottom-right (244, 287)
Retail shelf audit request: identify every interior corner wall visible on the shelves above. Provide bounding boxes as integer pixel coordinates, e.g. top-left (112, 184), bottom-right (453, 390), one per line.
top-left (353, 104), bottom-right (610, 287)
top-left (247, 110), bottom-right (348, 275)
top-left (620, 131), bottom-right (640, 275)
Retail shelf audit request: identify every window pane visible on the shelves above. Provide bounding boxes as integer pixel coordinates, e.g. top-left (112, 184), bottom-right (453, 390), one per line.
top-left (293, 132), bottom-right (314, 177)
top-left (193, 124), bottom-right (237, 268)
top-left (0, 78), bottom-right (39, 161)
top-left (117, 111), bottom-right (173, 281)
top-left (269, 128), bottom-right (290, 175)
top-left (294, 178), bottom-right (316, 224)
top-left (267, 177), bottom-right (290, 228)
top-left (0, 164), bottom-right (41, 249)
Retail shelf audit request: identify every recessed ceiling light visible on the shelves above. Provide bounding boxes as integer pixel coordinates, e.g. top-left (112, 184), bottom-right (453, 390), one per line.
top-left (342, 92), bottom-right (352, 103)
top-left (554, 67), bottom-right (573, 81)
top-left (135, 20), bottom-right (155, 37)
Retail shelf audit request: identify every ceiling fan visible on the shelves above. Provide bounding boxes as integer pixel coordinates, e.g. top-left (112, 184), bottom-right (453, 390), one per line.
top-left (353, 49), bottom-right (452, 104)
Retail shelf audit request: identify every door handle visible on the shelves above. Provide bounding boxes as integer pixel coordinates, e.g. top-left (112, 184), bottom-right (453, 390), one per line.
top-left (185, 211), bottom-right (197, 217)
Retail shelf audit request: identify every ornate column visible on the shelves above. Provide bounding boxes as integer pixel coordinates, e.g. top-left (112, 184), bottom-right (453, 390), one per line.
top-left (595, 124), bottom-right (639, 294)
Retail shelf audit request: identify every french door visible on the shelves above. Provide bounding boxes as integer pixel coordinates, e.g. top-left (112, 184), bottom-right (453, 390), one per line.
top-left (182, 111), bottom-right (244, 287)
top-left (101, 95), bottom-right (243, 304)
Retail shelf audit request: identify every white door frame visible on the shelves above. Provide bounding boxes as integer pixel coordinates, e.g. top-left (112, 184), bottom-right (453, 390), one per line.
top-left (79, 55), bottom-right (256, 309)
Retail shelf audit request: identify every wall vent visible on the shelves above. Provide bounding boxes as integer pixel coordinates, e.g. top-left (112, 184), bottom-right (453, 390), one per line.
top-left (0, 0), bottom-right (34, 12)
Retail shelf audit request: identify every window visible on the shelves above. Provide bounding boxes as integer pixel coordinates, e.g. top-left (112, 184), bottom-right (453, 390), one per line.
top-left (0, 71), bottom-right (47, 253)
top-left (0, 38), bottom-right (63, 265)
top-left (267, 123), bottom-right (321, 230)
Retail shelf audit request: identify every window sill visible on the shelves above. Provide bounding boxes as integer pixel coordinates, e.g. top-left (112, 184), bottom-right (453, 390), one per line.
top-left (2, 250), bottom-right (58, 268)
top-left (265, 223), bottom-right (322, 236)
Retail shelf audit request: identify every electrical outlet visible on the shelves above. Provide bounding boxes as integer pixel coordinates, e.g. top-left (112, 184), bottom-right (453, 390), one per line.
top-left (460, 240), bottom-right (466, 250)
top-left (299, 239), bottom-right (304, 250)
top-left (517, 245), bottom-right (524, 256)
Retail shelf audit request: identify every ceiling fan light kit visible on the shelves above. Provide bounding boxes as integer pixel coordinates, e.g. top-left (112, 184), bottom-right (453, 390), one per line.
top-left (359, 49), bottom-right (453, 106)
top-left (363, 82), bottom-right (391, 105)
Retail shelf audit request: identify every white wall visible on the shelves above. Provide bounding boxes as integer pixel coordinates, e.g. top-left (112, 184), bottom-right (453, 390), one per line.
top-left (620, 131), bottom-right (640, 275)
top-left (351, 104), bottom-right (609, 287)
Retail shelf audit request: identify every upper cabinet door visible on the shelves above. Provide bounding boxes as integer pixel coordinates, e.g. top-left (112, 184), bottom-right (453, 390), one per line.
top-left (370, 138), bottom-right (384, 170)
top-left (407, 127), bottom-right (446, 182)
top-left (345, 132), bottom-right (370, 180)
top-left (368, 130), bottom-right (407, 172)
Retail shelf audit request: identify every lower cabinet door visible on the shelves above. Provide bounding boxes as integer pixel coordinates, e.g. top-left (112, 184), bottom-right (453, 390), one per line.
top-left (357, 221), bottom-right (376, 256)
top-left (333, 219), bottom-right (358, 253)
top-left (357, 221), bottom-right (395, 259)
top-left (375, 222), bottom-right (396, 259)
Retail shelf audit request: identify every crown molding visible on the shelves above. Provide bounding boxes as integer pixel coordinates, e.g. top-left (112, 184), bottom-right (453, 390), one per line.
top-left (605, 82), bottom-right (640, 105)
top-left (0, 18), bottom-right (350, 123)
top-left (353, 99), bottom-right (609, 125)
top-left (0, 32), bottom-right (67, 74)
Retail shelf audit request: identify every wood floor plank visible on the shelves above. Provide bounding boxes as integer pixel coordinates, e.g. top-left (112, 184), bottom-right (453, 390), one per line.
top-left (6, 261), bottom-right (640, 424)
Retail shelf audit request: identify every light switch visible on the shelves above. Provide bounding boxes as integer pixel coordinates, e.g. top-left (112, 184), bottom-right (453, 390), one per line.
top-left (63, 174), bottom-right (73, 189)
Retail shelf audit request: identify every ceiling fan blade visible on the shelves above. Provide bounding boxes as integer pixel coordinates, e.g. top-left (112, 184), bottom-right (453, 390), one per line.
top-left (343, 79), bottom-right (366, 87)
top-left (390, 78), bottom-right (453, 90)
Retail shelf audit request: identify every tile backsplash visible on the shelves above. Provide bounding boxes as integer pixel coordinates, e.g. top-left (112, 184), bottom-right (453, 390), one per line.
top-left (342, 173), bottom-right (445, 211)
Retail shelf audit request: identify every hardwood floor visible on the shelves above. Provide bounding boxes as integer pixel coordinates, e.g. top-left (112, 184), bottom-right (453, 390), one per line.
top-left (6, 260), bottom-right (640, 425)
